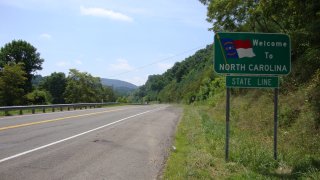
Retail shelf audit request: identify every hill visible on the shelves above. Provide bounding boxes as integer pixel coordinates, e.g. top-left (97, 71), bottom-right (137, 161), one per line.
top-left (100, 78), bottom-right (138, 95)
top-left (130, 44), bottom-right (214, 103)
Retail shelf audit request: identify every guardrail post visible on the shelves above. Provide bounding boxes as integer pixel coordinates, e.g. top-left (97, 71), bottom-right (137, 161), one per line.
top-left (0, 102), bottom-right (116, 117)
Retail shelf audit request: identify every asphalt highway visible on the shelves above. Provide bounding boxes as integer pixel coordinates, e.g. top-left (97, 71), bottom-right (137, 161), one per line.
top-left (0, 104), bottom-right (182, 180)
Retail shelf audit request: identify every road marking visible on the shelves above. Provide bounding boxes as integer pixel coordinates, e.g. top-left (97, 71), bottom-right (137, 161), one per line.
top-left (0, 108), bottom-right (129, 131)
top-left (0, 107), bottom-right (164, 164)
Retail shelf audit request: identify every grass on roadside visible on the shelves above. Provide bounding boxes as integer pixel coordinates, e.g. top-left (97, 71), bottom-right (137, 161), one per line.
top-left (163, 89), bottom-right (320, 179)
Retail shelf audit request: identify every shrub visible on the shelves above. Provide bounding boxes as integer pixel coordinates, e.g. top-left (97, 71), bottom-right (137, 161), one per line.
top-left (26, 89), bottom-right (51, 105)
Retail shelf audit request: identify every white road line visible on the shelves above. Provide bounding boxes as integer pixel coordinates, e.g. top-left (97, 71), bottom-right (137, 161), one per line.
top-left (0, 107), bottom-right (164, 164)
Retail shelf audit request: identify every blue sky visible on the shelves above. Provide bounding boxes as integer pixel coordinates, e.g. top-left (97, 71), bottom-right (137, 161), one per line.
top-left (0, 0), bottom-right (212, 86)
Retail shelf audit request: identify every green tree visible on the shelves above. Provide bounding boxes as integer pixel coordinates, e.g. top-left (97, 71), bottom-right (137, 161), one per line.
top-left (64, 69), bottom-right (113, 103)
top-left (26, 89), bottom-right (51, 105)
top-left (0, 40), bottom-right (44, 93)
top-left (0, 63), bottom-right (27, 106)
top-left (116, 96), bottom-right (128, 103)
top-left (40, 72), bottom-right (67, 104)
top-left (101, 86), bottom-right (115, 102)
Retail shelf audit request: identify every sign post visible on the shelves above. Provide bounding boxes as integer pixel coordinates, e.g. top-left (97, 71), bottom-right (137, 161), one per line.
top-left (214, 32), bottom-right (291, 161)
top-left (225, 88), bottom-right (230, 161)
top-left (274, 88), bottom-right (279, 160)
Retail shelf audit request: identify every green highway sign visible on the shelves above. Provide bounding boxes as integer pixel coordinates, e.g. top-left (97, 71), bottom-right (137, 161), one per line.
top-left (214, 32), bottom-right (291, 75)
top-left (226, 75), bottom-right (279, 88)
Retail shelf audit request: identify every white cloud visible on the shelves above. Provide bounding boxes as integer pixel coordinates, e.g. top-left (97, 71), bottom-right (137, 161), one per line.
top-left (40, 33), bottom-right (52, 40)
top-left (80, 6), bottom-right (133, 22)
top-left (110, 59), bottom-right (134, 72)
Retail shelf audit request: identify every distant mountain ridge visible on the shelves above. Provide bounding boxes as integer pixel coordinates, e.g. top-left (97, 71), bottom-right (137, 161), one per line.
top-left (100, 78), bottom-right (137, 89)
top-left (101, 78), bottom-right (138, 95)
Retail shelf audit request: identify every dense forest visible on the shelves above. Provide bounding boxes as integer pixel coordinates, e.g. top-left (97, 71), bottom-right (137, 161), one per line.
top-left (129, 44), bottom-right (222, 104)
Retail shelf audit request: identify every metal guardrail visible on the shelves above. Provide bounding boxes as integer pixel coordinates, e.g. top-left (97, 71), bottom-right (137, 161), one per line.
top-left (0, 102), bottom-right (119, 116)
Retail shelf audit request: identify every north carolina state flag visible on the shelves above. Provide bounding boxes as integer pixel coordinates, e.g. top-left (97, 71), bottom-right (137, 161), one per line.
top-left (233, 40), bottom-right (255, 58)
top-left (221, 39), bottom-right (255, 59)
